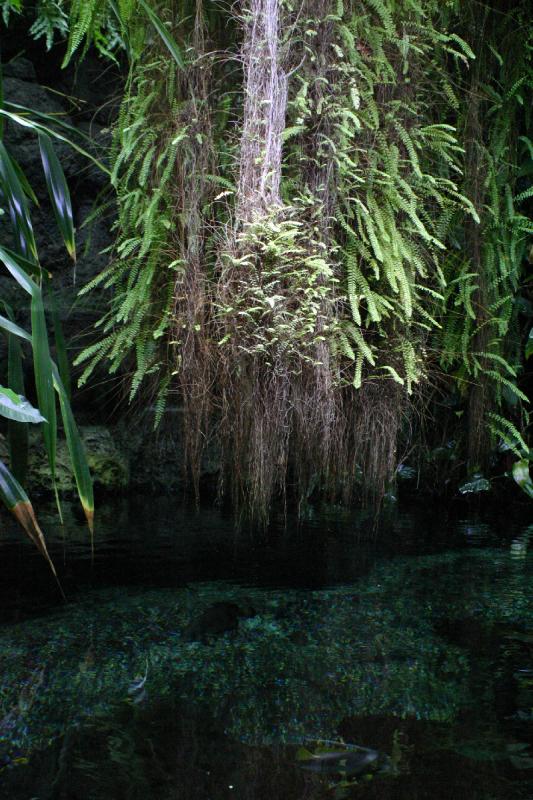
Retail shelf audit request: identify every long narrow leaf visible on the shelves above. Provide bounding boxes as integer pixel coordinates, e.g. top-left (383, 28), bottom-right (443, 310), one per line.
top-left (0, 239), bottom-right (59, 513)
top-left (5, 101), bottom-right (98, 145)
top-left (31, 286), bottom-right (58, 501)
top-left (7, 327), bottom-right (29, 483)
top-left (0, 59), bottom-right (4, 141)
top-left (0, 386), bottom-right (45, 424)
top-left (0, 244), bottom-right (41, 283)
top-left (0, 108), bottom-right (110, 176)
top-left (138, 0), bottom-right (185, 70)
top-left (38, 132), bottom-right (76, 261)
top-left (52, 365), bottom-right (94, 532)
top-left (45, 274), bottom-right (71, 399)
top-left (0, 141), bottom-right (38, 262)
top-left (2, 304), bottom-right (89, 531)
top-left (0, 460), bottom-right (62, 592)
top-left (10, 154), bottom-right (40, 205)
top-left (0, 312), bottom-right (32, 342)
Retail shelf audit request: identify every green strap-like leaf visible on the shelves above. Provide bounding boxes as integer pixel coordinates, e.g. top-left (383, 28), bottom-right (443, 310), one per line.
top-left (31, 284), bottom-right (58, 498)
top-left (10, 153), bottom-right (40, 205)
top-left (0, 385), bottom-right (45, 424)
top-left (0, 246), bottom-right (60, 507)
top-left (0, 141), bottom-right (38, 262)
top-left (0, 108), bottom-right (110, 176)
top-left (7, 320), bottom-right (29, 484)
top-left (0, 247), bottom-right (57, 483)
top-left (0, 460), bottom-right (61, 589)
top-left (46, 274), bottom-right (71, 399)
top-left (0, 244), bottom-right (41, 283)
top-left (0, 244), bottom-right (39, 294)
top-left (138, 0), bottom-right (185, 70)
top-left (52, 365), bottom-right (94, 533)
top-left (5, 101), bottom-right (97, 145)
top-left (0, 312), bottom-right (32, 342)
top-left (1, 308), bottom-right (92, 528)
top-left (0, 59), bottom-right (4, 141)
top-left (38, 132), bottom-right (76, 261)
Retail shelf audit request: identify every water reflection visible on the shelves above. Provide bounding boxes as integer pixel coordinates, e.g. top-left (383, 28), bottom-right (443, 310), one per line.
top-left (0, 500), bottom-right (532, 798)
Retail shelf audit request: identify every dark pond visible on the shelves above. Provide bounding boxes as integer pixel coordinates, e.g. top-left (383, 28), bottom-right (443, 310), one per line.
top-left (0, 496), bottom-right (532, 799)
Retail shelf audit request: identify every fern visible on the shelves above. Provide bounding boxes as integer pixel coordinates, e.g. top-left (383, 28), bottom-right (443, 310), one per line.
top-left (487, 413), bottom-right (529, 459)
top-left (63, 0), bottom-right (99, 65)
top-left (29, 0), bottom-right (68, 49)
top-left (65, 0), bottom-right (531, 502)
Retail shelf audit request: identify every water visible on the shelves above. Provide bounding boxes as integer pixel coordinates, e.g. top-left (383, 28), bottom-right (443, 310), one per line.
top-left (0, 497), bottom-right (532, 799)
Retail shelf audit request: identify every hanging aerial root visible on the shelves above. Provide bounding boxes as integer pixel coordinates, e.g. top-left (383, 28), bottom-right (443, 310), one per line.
top-left (354, 382), bottom-right (405, 502)
top-left (236, 0), bottom-right (288, 220)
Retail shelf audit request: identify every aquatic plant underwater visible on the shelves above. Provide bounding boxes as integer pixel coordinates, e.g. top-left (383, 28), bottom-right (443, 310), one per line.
top-left (1, 522), bottom-right (532, 797)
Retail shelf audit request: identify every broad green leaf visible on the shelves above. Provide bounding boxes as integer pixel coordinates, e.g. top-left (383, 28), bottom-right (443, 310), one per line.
top-left (0, 460), bottom-right (61, 588)
top-left (0, 141), bottom-right (38, 262)
top-left (52, 365), bottom-right (94, 532)
top-left (38, 132), bottom-right (76, 260)
top-left (512, 459), bottom-right (533, 499)
top-left (138, 0), bottom-right (185, 70)
top-left (0, 386), bottom-right (45, 424)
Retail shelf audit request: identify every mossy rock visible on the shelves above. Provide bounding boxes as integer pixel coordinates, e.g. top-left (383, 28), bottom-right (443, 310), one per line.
top-left (0, 426), bottom-right (129, 494)
top-left (82, 426), bottom-right (130, 490)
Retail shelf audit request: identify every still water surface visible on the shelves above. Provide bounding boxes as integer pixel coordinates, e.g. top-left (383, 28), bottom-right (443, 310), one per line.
top-left (0, 497), bottom-right (532, 799)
